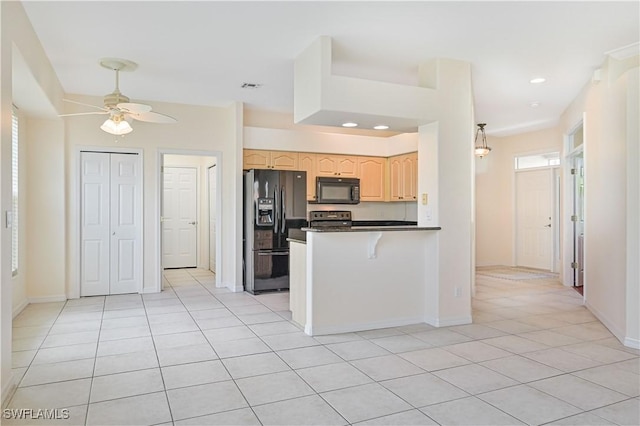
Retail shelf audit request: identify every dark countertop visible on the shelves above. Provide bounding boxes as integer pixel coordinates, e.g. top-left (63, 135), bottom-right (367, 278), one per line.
top-left (287, 229), bottom-right (308, 244)
top-left (352, 220), bottom-right (418, 227)
top-left (301, 225), bottom-right (441, 233)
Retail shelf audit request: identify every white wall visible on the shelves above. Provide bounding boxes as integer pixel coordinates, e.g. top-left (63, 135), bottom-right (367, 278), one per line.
top-left (1, 0), bottom-right (66, 404)
top-left (475, 127), bottom-right (562, 267)
top-left (559, 54), bottom-right (639, 347)
top-left (63, 96), bottom-right (242, 295)
top-left (25, 118), bottom-right (66, 302)
top-left (163, 154), bottom-right (216, 269)
top-left (418, 59), bottom-right (474, 326)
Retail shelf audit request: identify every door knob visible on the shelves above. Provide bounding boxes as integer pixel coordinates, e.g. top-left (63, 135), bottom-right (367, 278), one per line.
top-left (189, 221), bottom-right (197, 225)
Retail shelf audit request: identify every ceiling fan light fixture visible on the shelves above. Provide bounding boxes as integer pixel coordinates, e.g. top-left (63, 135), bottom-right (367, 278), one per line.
top-left (101, 116), bottom-right (133, 135)
top-left (474, 123), bottom-right (491, 158)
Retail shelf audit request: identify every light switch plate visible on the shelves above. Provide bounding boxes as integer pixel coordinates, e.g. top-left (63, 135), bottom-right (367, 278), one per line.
top-left (421, 193), bottom-right (428, 205)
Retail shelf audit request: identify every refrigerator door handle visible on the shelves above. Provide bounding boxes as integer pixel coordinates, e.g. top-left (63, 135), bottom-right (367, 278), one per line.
top-left (281, 186), bottom-right (286, 234)
top-left (273, 184), bottom-right (279, 233)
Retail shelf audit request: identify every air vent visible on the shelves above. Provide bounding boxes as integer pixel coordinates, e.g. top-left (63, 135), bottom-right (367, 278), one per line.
top-left (241, 83), bottom-right (262, 89)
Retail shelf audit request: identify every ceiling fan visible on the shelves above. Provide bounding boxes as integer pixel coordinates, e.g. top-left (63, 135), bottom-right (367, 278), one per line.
top-left (60, 58), bottom-right (177, 136)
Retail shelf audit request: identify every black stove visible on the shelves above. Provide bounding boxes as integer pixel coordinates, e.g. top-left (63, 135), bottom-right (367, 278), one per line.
top-left (309, 210), bottom-right (352, 228)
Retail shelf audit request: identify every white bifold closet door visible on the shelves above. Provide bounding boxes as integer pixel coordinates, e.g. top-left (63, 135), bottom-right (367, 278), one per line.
top-left (81, 152), bottom-right (142, 296)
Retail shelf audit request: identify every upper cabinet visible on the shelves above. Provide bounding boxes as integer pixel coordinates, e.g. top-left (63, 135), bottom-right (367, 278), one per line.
top-left (358, 157), bottom-right (386, 202)
top-left (316, 154), bottom-right (358, 177)
top-left (243, 149), bottom-right (299, 170)
top-left (242, 149), bottom-right (418, 203)
top-left (298, 152), bottom-right (317, 201)
top-left (389, 152), bottom-right (418, 201)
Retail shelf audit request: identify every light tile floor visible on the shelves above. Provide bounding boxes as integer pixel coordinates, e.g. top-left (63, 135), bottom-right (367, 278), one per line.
top-left (6, 267), bottom-right (640, 425)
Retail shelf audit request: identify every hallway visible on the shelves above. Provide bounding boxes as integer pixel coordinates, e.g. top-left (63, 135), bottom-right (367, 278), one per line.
top-left (5, 268), bottom-right (639, 425)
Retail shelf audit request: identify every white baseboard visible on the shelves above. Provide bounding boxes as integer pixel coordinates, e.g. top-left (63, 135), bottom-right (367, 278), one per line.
top-left (225, 283), bottom-right (244, 293)
top-left (304, 317), bottom-right (424, 336)
top-left (585, 300), bottom-right (627, 344)
top-left (28, 295), bottom-right (67, 304)
top-left (425, 315), bottom-right (473, 327)
top-left (12, 299), bottom-right (29, 319)
top-left (623, 336), bottom-right (640, 349)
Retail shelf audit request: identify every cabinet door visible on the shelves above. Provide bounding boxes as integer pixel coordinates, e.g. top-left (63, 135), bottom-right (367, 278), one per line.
top-left (358, 157), bottom-right (386, 201)
top-left (243, 149), bottom-right (270, 170)
top-left (316, 154), bottom-right (338, 176)
top-left (299, 152), bottom-right (317, 200)
top-left (401, 153), bottom-right (417, 200)
top-left (336, 156), bottom-right (358, 177)
top-left (389, 156), bottom-right (402, 201)
top-left (271, 151), bottom-right (299, 170)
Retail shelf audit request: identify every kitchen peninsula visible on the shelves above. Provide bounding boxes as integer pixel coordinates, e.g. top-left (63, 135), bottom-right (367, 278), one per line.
top-left (288, 217), bottom-right (441, 336)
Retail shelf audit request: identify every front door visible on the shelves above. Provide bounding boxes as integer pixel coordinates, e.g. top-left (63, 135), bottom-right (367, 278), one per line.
top-left (163, 167), bottom-right (197, 268)
top-left (516, 168), bottom-right (553, 270)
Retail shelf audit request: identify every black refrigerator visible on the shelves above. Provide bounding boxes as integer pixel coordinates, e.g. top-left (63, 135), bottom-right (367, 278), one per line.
top-left (243, 169), bottom-right (307, 294)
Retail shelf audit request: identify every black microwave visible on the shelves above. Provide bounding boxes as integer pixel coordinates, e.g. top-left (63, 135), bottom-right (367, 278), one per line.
top-left (316, 177), bottom-right (360, 204)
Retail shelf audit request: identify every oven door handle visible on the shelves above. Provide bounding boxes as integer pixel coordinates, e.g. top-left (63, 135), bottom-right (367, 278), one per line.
top-left (257, 251), bottom-right (290, 256)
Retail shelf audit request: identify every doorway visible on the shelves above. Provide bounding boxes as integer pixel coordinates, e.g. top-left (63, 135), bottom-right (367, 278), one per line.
top-left (514, 152), bottom-right (560, 271)
top-left (80, 151), bottom-right (143, 296)
top-left (159, 153), bottom-right (220, 285)
top-left (162, 167), bottom-right (198, 268)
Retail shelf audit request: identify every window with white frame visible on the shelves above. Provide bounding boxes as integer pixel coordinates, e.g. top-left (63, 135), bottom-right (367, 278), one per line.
top-left (12, 108), bottom-right (19, 276)
top-left (514, 152), bottom-right (560, 170)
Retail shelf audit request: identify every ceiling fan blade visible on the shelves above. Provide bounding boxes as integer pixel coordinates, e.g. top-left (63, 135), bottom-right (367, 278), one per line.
top-left (117, 102), bottom-right (152, 114)
top-left (59, 111), bottom-right (109, 117)
top-left (63, 98), bottom-right (107, 111)
top-left (129, 111), bottom-right (177, 124)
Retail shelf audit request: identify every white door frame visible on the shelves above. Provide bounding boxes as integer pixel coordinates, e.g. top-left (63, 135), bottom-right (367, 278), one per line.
top-left (208, 165), bottom-right (217, 273)
top-left (157, 149), bottom-right (222, 289)
top-left (563, 117), bottom-right (587, 293)
top-left (74, 146), bottom-right (144, 298)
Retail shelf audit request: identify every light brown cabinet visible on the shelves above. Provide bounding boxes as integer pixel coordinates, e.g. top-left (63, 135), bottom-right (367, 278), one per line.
top-left (389, 152), bottom-right (418, 201)
top-left (315, 154), bottom-right (358, 177)
top-left (298, 152), bottom-right (317, 201)
top-left (243, 149), bottom-right (299, 170)
top-left (243, 149), bottom-right (418, 203)
top-left (357, 157), bottom-right (386, 202)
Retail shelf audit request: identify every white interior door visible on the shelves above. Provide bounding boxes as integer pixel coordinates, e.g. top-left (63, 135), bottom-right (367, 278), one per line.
top-left (81, 152), bottom-right (142, 296)
top-left (163, 167), bottom-right (197, 268)
top-left (81, 152), bottom-right (110, 296)
top-left (109, 154), bottom-right (142, 294)
top-left (516, 168), bottom-right (553, 270)
top-left (208, 166), bottom-right (216, 273)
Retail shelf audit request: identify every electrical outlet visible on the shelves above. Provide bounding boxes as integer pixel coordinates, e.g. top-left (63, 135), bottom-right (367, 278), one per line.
top-left (454, 287), bottom-right (461, 298)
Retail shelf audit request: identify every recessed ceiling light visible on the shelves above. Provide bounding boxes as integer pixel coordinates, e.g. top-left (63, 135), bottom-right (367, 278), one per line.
top-left (530, 77), bottom-right (546, 84)
top-left (530, 101), bottom-right (541, 108)
top-left (373, 125), bottom-right (389, 130)
top-left (342, 122), bottom-right (358, 128)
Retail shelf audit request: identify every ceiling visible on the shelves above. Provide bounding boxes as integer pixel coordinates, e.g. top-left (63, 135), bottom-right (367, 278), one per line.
top-left (21, 1), bottom-right (639, 136)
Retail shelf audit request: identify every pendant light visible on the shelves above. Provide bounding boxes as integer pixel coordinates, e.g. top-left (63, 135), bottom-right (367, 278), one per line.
top-left (474, 123), bottom-right (491, 158)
